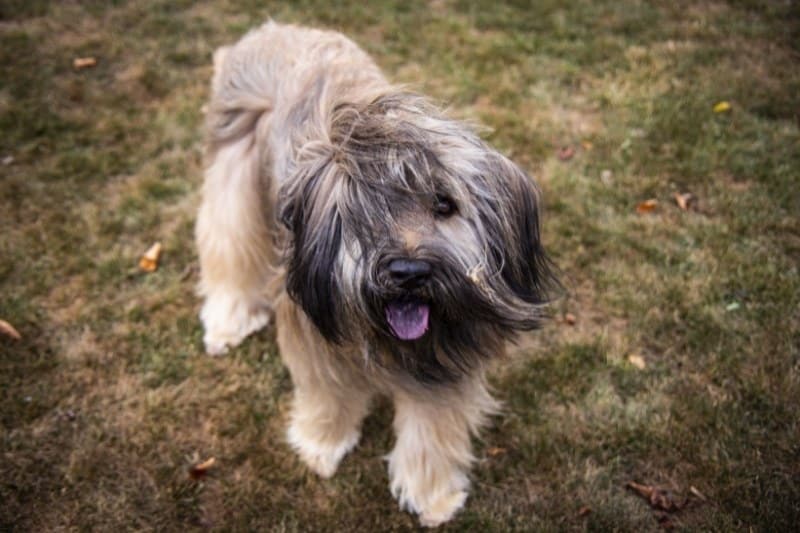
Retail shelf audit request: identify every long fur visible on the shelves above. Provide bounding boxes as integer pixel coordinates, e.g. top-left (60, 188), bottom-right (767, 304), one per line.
top-left (196, 21), bottom-right (557, 527)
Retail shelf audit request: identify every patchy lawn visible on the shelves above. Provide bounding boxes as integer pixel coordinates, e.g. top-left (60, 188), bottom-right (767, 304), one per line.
top-left (1, 0), bottom-right (798, 530)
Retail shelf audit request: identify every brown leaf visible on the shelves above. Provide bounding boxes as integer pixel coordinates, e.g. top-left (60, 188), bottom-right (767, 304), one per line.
top-left (673, 192), bottom-right (693, 211)
top-left (189, 457), bottom-right (216, 480)
top-left (139, 242), bottom-right (162, 272)
top-left (557, 145), bottom-right (575, 161)
top-left (0, 319), bottom-right (21, 340)
top-left (626, 481), bottom-right (687, 512)
top-left (486, 446), bottom-right (507, 457)
top-left (627, 354), bottom-right (646, 370)
top-left (578, 506), bottom-right (592, 517)
top-left (564, 312), bottom-right (577, 325)
top-left (73, 57), bottom-right (97, 69)
top-left (636, 199), bottom-right (658, 214)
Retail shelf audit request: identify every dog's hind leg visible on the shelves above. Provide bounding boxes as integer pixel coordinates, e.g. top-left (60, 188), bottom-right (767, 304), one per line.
top-left (195, 38), bottom-right (281, 356)
top-left (196, 116), bottom-right (275, 355)
top-left (276, 297), bottom-right (373, 478)
top-left (388, 376), bottom-right (498, 527)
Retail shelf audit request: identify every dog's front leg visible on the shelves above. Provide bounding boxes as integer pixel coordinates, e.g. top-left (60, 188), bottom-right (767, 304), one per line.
top-left (388, 376), bottom-right (497, 527)
top-left (276, 299), bottom-right (373, 478)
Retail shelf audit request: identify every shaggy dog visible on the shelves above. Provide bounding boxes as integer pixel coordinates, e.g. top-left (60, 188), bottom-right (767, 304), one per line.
top-left (196, 21), bottom-right (556, 526)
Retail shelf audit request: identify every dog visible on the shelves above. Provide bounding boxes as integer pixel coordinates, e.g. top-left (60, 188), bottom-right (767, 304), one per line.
top-left (196, 21), bottom-right (556, 527)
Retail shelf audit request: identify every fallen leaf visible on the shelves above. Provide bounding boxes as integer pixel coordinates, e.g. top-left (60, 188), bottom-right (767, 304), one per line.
top-left (581, 140), bottom-right (593, 151)
top-left (600, 169), bottom-right (613, 185)
top-left (189, 457), bottom-right (216, 480)
top-left (0, 319), bottom-right (21, 340)
top-left (627, 354), bottom-right (646, 369)
top-left (713, 101), bottom-right (731, 113)
top-left (2, 155), bottom-right (13, 166)
top-left (557, 145), bottom-right (575, 161)
top-left (725, 301), bottom-right (740, 312)
top-left (673, 192), bottom-right (693, 211)
top-left (636, 199), bottom-right (658, 214)
top-left (486, 446), bottom-right (506, 457)
top-left (564, 313), bottom-right (577, 325)
top-left (139, 242), bottom-right (162, 272)
top-left (626, 481), bottom-right (687, 512)
top-left (73, 57), bottom-right (97, 69)
top-left (578, 506), bottom-right (592, 517)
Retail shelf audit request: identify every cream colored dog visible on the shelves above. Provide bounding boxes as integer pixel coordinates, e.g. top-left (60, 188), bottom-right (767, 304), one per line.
top-left (196, 21), bottom-right (555, 526)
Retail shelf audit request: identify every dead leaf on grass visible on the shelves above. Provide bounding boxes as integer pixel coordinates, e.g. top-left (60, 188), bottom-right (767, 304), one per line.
top-left (557, 145), bottom-right (575, 161)
top-left (564, 313), bottom-right (577, 325)
top-left (626, 481), bottom-right (687, 512)
top-left (673, 192), bottom-right (694, 211)
top-left (0, 319), bottom-right (21, 340)
top-left (73, 57), bottom-right (97, 69)
top-left (627, 354), bottom-right (646, 369)
top-left (189, 457), bottom-right (216, 480)
top-left (636, 199), bottom-right (658, 214)
top-left (138, 242), bottom-right (162, 272)
top-left (713, 101), bottom-right (731, 113)
top-left (578, 506), bottom-right (592, 517)
top-left (486, 446), bottom-right (507, 457)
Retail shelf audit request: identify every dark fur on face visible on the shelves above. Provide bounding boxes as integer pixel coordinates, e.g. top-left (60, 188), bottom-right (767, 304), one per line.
top-left (281, 93), bottom-right (558, 383)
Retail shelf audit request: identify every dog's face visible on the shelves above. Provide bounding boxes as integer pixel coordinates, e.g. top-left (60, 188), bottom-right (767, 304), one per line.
top-left (280, 94), bottom-right (556, 382)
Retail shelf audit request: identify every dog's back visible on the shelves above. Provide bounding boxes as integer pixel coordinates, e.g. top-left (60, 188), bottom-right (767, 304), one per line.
top-left (208, 21), bottom-right (386, 174)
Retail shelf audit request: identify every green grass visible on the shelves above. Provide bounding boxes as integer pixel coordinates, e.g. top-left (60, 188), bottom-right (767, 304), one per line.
top-left (1, 0), bottom-right (798, 530)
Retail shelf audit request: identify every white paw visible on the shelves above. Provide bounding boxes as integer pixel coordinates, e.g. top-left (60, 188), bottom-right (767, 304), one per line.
top-left (418, 490), bottom-right (468, 528)
top-left (287, 423), bottom-right (360, 479)
top-left (199, 294), bottom-right (270, 356)
top-left (388, 456), bottom-right (470, 527)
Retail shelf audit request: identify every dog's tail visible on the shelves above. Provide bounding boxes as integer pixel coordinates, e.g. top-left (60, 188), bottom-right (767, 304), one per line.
top-left (205, 44), bottom-right (274, 151)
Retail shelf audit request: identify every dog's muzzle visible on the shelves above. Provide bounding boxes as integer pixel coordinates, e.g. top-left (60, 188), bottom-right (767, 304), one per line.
top-left (385, 259), bottom-right (431, 340)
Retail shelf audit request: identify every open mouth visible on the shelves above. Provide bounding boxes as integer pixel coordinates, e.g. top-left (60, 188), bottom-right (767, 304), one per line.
top-left (385, 299), bottom-right (430, 340)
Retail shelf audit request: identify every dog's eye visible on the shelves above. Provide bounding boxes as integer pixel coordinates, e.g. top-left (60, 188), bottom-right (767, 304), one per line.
top-left (434, 195), bottom-right (457, 218)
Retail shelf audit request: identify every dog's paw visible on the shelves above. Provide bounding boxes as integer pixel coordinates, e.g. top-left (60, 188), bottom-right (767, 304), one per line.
top-left (287, 423), bottom-right (360, 479)
top-left (202, 334), bottom-right (232, 357)
top-left (418, 490), bottom-right (468, 528)
top-left (200, 297), bottom-right (270, 356)
top-left (389, 459), bottom-right (470, 527)
top-left (391, 486), bottom-right (468, 528)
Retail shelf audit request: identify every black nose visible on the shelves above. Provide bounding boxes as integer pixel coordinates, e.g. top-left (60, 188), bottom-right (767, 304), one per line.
top-left (388, 259), bottom-right (431, 288)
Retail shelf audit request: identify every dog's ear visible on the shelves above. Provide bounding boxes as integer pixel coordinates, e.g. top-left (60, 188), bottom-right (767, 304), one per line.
top-left (279, 158), bottom-right (345, 342)
top-left (481, 154), bottom-right (558, 320)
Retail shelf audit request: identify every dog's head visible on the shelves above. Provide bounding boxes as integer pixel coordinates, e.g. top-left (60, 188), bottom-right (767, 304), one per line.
top-left (279, 93), bottom-right (558, 382)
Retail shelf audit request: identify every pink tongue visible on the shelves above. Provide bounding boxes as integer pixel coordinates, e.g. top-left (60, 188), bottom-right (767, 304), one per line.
top-left (386, 301), bottom-right (430, 340)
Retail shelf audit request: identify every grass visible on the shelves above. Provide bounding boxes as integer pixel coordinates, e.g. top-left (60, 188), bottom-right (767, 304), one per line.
top-left (1, 0), bottom-right (798, 530)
